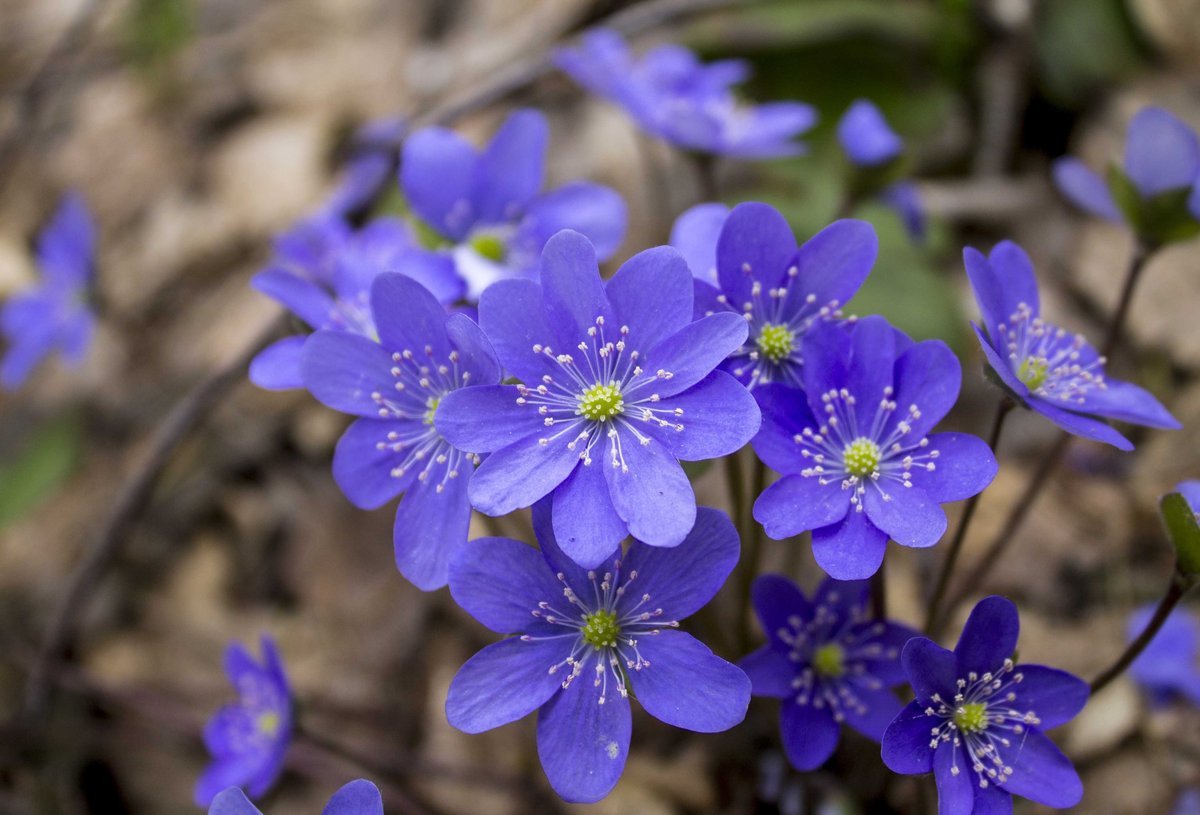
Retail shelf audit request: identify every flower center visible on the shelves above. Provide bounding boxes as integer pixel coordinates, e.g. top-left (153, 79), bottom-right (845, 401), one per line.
top-left (256, 711), bottom-right (281, 737)
top-left (468, 232), bottom-right (507, 263)
top-left (578, 382), bottom-right (625, 422)
top-left (842, 437), bottom-right (881, 478)
top-left (581, 608), bottom-right (621, 649)
top-left (954, 702), bottom-right (989, 734)
top-left (812, 643), bottom-right (846, 678)
top-left (756, 322), bottom-right (795, 363)
top-left (1017, 356), bottom-right (1048, 390)
top-left (423, 396), bottom-right (441, 426)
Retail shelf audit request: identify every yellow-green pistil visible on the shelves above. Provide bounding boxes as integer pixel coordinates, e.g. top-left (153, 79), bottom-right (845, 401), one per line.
top-left (843, 437), bottom-right (882, 478)
top-left (578, 382), bottom-right (624, 421)
top-left (423, 396), bottom-right (440, 426)
top-left (1017, 356), bottom-right (1048, 390)
top-left (256, 711), bottom-right (281, 737)
top-left (581, 609), bottom-right (621, 648)
top-left (953, 702), bottom-right (989, 734)
top-left (469, 233), bottom-right (507, 263)
top-left (812, 643), bottom-right (846, 678)
top-left (756, 323), bottom-right (796, 363)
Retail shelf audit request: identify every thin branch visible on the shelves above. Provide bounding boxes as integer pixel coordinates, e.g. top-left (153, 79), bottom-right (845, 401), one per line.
top-left (1090, 573), bottom-right (1194, 696)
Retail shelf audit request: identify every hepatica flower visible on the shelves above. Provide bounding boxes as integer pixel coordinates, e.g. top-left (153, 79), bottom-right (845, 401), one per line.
top-left (436, 229), bottom-right (758, 566)
top-left (209, 779), bottom-right (382, 815)
top-left (400, 108), bottom-right (626, 299)
top-left (195, 637), bottom-right (292, 807)
top-left (752, 316), bottom-right (997, 579)
top-left (445, 504), bottom-right (750, 803)
top-left (882, 597), bottom-right (1089, 814)
top-left (965, 240), bottom-right (1179, 450)
top-left (1128, 602), bottom-right (1200, 707)
top-left (555, 29), bottom-right (816, 158)
top-left (692, 202), bottom-right (877, 390)
top-left (301, 273), bottom-right (500, 589)
top-left (669, 202), bottom-right (729, 285)
top-left (1, 192), bottom-right (96, 389)
top-left (836, 99), bottom-right (925, 241)
top-left (740, 575), bottom-right (915, 770)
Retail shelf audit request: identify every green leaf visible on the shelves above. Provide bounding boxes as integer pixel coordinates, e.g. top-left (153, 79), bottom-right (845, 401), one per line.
top-left (1106, 162), bottom-right (1143, 232)
top-left (0, 415), bottom-right (83, 528)
top-left (1160, 492), bottom-right (1200, 577)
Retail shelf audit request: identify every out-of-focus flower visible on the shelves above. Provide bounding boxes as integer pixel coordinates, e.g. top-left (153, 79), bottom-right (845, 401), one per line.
top-left (669, 202), bottom-right (729, 285)
top-left (836, 100), bottom-right (925, 241)
top-left (555, 29), bottom-right (816, 158)
top-left (1128, 601), bottom-right (1200, 707)
top-left (208, 779), bottom-right (383, 815)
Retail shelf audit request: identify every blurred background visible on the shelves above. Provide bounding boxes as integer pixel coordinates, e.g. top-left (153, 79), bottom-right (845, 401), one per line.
top-left (1, 0), bottom-right (1200, 812)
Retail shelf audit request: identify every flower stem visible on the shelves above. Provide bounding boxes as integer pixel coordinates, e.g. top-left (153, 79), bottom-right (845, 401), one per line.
top-left (738, 457), bottom-right (767, 649)
top-left (923, 398), bottom-right (1013, 632)
top-left (688, 151), bottom-right (720, 200)
top-left (725, 451), bottom-right (747, 545)
top-left (1090, 572), bottom-right (1195, 695)
top-left (1100, 240), bottom-right (1153, 360)
top-left (871, 557), bottom-right (888, 620)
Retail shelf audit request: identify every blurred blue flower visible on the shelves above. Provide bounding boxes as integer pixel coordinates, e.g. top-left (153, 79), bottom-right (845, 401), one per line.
top-left (1174, 790), bottom-right (1200, 815)
top-left (445, 503), bottom-right (749, 803)
top-left (882, 597), bottom-right (1089, 815)
top-left (964, 240), bottom-right (1179, 450)
top-left (740, 575), bottom-right (915, 770)
top-left (1129, 601), bottom-right (1200, 707)
top-left (319, 117), bottom-right (406, 218)
top-left (1, 193), bottom-right (96, 389)
top-left (400, 109), bottom-right (626, 298)
top-left (555, 29), bottom-right (816, 158)
top-left (208, 779), bottom-right (382, 815)
top-left (837, 99), bottom-right (903, 168)
top-left (196, 636), bottom-right (292, 808)
top-left (669, 202), bottom-right (729, 285)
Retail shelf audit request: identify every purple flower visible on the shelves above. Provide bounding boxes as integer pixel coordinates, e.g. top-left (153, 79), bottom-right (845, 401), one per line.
top-left (669, 202), bottom-right (729, 285)
top-left (1054, 106), bottom-right (1200, 227)
top-left (209, 779), bottom-right (382, 815)
top-left (445, 503), bottom-right (749, 803)
top-left (300, 273), bottom-right (500, 590)
top-left (195, 636), bottom-right (292, 807)
top-left (752, 316), bottom-right (997, 579)
top-left (1, 193), bottom-right (96, 389)
top-left (965, 240), bottom-right (1179, 450)
top-left (880, 180), bottom-right (926, 242)
top-left (740, 575), bottom-right (915, 770)
top-left (400, 109), bottom-right (626, 299)
top-left (837, 99), bottom-right (903, 168)
top-left (555, 29), bottom-right (816, 159)
top-left (1174, 790), bottom-right (1200, 815)
top-left (693, 202), bottom-right (878, 390)
top-left (1128, 601), bottom-right (1200, 707)
top-left (319, 117), bottom-right (406, 219)
top-left (882, 597), bottom-right (1088, 814)
top-left (435, 230), bottom-right (759, 567)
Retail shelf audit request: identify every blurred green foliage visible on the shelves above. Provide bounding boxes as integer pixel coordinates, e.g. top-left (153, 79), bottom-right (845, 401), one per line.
top-left (122, 0), bottom-right (193, 75)
top-left (0, 414), bottom-right (82, 529)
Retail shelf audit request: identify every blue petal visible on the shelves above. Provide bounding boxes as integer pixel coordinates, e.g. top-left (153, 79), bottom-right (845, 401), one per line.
top-left (811, 510), bottom-right (888, 580)
top-left (332, 418), bottom-right (418, 508)
top-left (391, 249), bottom-right (465, 306)
top-left (887, 338), bottom-right (962, 441)
top-left (1027, 397), bottom-right (1133, 450)
top-left (1052, 157), bottom-right (1121, 221)
top-left (449, 536), bottom-right (564, 633)
top-left (1009, 665), bottom-right (1089, 730)
top-left (692, 279), bottom-right (729, 319)
top-left (902, 636), bottom-right (959, 705)
top-left (206, 786), bottom-right (262, 815)
top-left (0, 322), bottom-right (57, 389)
top-left (754, 475), bottom-right (852, 541)
top-left (434, 384), bottom-right (538, 453)
top-left (446, 637), bottom-right (568, 733)
top-left (252, 266), bottom-right (334, 328)
top-left (780, 700), bottom-right (840, 770)
top-left (954, 595), bottom-right (1019, 678)
top-left (196, 761), bottom-right (257, 808)
top-left (646, 371), bottom-right (761, 461)
top-left (471, 109), bottom-right (548, 224)
top-left (36, 192), bottom-right (94, 289)
top-left (551, 462), bottom-right (628, 569)
top-left (670, 203), bottom-right (729, 283)
top-left (1076, 378), bottom-right (1180, 430)
top-left (971, 322), bottom-right (1030, 400)
top-left (605, 246), bottom-right (693, 352)
top-left (840, 680), bottom-right (904, 741)
top-left (998, 728), bottom-right (1083, 808)
top-left (837, 99), bottom-right (903, 167)
top-left (863, 483), bottom-right (947, 549)
top-left (751, 383), bottom-right (817, 474)
top-left (204, 706), bottom-right (255, 757)
top-left (724, 102), bottom-right (817, 159)
top-left (800, 319), bottom-right (852, 408)
top-left (519, 181), bottom-right (627, 263)
top-left (602, 429), bottom-right (695, 548)
top-left (845, 315), bottom-right (896, 426)
top-left (972, 783), bottom-right (1014, 815)
top-left (1179, 481), bottom-right (1200, 514)
top-left (536, 672), bottom-right (631, 803)
top-left (444, 312), bottom-right (502, 386)
top-left (539, 230), bottom-right (615, 347)
top-left (531, 497), bottom-right (621, 599)
top-left (249, 336), bottom-right (307, 391)
top-left (629, 630), bottom-right (750, 731)
top-left (1124, 106), bottom-right (1200, 198)
top-left (881, 182), bottom-right (927, 241)
top-left (302, 330), bottom-right (397, 417)
top-left (963, 243), bottom-right (1037, 344)
top-left (933, 741), bottom-right (975, 815)
top-left (739, 645), bottom-right (794, 698)
top-left (322, 780), bottom-right (383, 815)
top-left (716, 202), bottom-right (797, 306)
top-left (917, 432), bottom-right (998, 503)
top-left (784, 218), bottom-right (877, 316)
top-left (477, 278), bottom-right (561, 383)
top-left (400, 126), bottom-right (479, 240)
top-left (245, 745), bottom-right (288, 799)
top-left (881, 699), bottom-right (935, 774)
top-left (751, 574), bottom-right (813, 649)
top-left (620, 507), bottom-right (739, 619)
top-left (468, 434), bottom-right (583, 516)
top-left (371, 273), bottom-right (452, 360)
top-left (643, 311), bottom-right (749, 397)
top-left (392, 470), bottom-right (472, 590)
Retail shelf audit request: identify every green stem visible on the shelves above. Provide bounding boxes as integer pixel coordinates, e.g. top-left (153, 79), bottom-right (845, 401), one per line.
top-left (1090, 572), bottom-right (1194, 695)
top-left (1100, 240), bottom-right (1152, 360)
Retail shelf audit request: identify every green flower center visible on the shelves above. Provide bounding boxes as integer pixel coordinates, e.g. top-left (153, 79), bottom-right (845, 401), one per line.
top-left (469, 232), bottom-right (507, 263)
top-left (578, 382), bottom-right (624, 421)
top-left (812, 643), bottom-right (846, 678)
top-left (954, 702), bottom-right (989, 734)
top-left (256, 711), bottom-right (281, 737)
top-left (1017, 356), bottom-right (1048, 390)
top-left (756, 323), bottom-right (796, 363)
top-left (581, 609), bottom-right (621, 648)
top-left (423, 396), bottom-right (440, 426)
top-left (843, 437), bottom-right (881, 477)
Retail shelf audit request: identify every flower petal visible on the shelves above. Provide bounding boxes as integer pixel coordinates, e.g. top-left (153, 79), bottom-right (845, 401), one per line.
top-left (434, 384), bottom-right (539, 453)
top-left (1009, 664), bottom-right (1089, 730)
top-left (716, 202), bottom-right (797, 306)
top-left (471, 109), bottom-right (548, 224)
top-left (785, 218), bottom-right (878, 318)
top-left (918, 432), bottom-right (998, 503)
top-left (780, 700), bottom-right (840, 770)
top-left (845, 315), bottom-right (896, 426)
top-left (971, 322), bottom-right (1030, 400)
top-left (605, 246), bottom-right (693, 351)
top-left (539, 229), bottom-right (616, 345)
top-left (446, 637), bottom-right (567, 733)
top-left (401, 126), bottom-right (479, 240)
top-left (754, 475), bottom-right (852, 540)
top-left (751, 383), bottom-right (817, 474)
top-left (645, 371), bottom-right (761, 461)
top-left (999, 728), bottom-right (1083, 808)
top-left (934, 741), bottom-right (975, 815)
top-left (205, 785), bottom-right (262, 814)
top-left (467, 433), bottom-right (583, 516)
top-left (739, 645), bottom-right (794, 698)
top-left (840, 680), bottom-right (904, 742)
top-left (863, 483), bottom-right (947, 549)
top-left (249, 336), bottom-right (307, 391)
top-left (477, 278), bottom-right (560, 383)
top-left (371, 273), bottom-right (452, 360)
top-left (811, 510), bottom-right (888, 580)
top-left (392, 470), bottom-right (472, 590)
top-left (444, 312), bottom-right (502, 385)
top-left (1052, 157), bottom-right (1121, 221)
top-left (322, 780), bottom-right (383, 815)
top-left (251, 267), bottom-right (334, 328)
top-left (888, 339), bottom-right (962, 440)
top-left (1027, 397), bottom-right (1133, 450)
top-left (954, 595), bottom-right (1019, 678)
top-left (1124, 106), bottom-right (1200, 198)
top-left (902, 636), bottom-right (959, 705)
top-left (302, 330), bottom-right (397, 417)
top-left (391, 249), bottom-right (465, 306)
top-left (670, 203), bottom-right (729, 283)
top-left (751, 574), bottom-right (813, 648)
top-left (551, 462), bottom-right (629, 569)
top-left (644, 312), bottom-right (749, 397)
top-left (881, 699), bottom-right (935, 774)
top-left (332, 418), bottom-right (417, 509)
top-left (838, 99), bottom-right (903, 167)
top-left (449, 536), bottom-right (564, 633)
top-left (972, 783), bottom-right (1014, 815)
top-left (1076, 378), bottom-right (1180, 430)
top-left (603, 429), bottom-right (695, 548)
top-left (519, 181), bottom-right (627, 263)
top-left (536, 673), bottom-right (631, 804)
top-left (629, 630), bottom-right (750, 732)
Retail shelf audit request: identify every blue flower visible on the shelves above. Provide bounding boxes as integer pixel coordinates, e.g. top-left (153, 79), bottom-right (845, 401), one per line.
top-left (435, 229), bottom-right (759, 567)
top-left (879, 180), bottom-right (926, 241)
top-left (882, 596), bottom-right (1089, 814)
top-left (669, 202), bottom-right (729, 285)
top-left (740, 575), bottom-right (915, 770)
top-left (195, 636), bottom-right (292, 808)
top-left (837, 99), bottom-right (903, 168)
top-left (400, 109), bottom-right (626, 299)
top-left (693, 202), bottom-right (878, 389)
top-left (1174, 790), bottom-right (1200, 815)
top-left (965, 240), bottom-right (1179, 450)
top-left (1128, 601), bottom-right (1200, 707)
top-left (1053, 106), bottom-right (1200, 231)
top-left (445, 503), bottom-right (749, 803)
top-left (208, 779), bottom-right (382, 815)
top-left (555, 29), bottom-right (816, 158)
top-left (250, 216), bottom-right (462, 391)
top-left (1, 193), bottom-right (96, 389)
top-left (752, 316), bottom-right (997, 579)
top-left (318, 117), bottom-right (406, 219)
top-left (300, 273), bottom-right (501, 590)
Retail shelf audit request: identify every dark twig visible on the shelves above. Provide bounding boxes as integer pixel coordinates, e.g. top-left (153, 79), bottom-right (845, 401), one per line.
top-left (1100, 241), bottom-right (1152, 360)
top-left (1090, 573), bottom-right (1194, 695)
